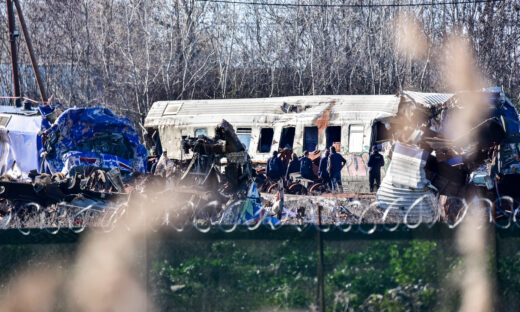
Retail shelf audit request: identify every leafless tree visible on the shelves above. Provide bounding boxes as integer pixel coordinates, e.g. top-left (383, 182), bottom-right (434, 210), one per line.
top-left (0, 0), bottom-right (518, 132)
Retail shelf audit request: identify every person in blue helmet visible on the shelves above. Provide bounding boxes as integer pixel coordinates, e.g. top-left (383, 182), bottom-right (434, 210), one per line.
top-left (299, 150), bottom-right (315, 180)
top-left (266, 150), bottom-right (284, 181)
top-left (327, 146), bottom-right (346, 192)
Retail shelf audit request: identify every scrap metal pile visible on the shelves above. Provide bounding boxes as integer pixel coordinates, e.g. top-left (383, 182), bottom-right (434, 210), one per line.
top-left (143, 119), bottom-right (277, 226)
top-left (374, 87), bottom-right (520, 222)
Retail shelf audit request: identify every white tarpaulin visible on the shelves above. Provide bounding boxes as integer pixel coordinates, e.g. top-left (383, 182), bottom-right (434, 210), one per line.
top-left (0, 111), bottom-right (42, 175)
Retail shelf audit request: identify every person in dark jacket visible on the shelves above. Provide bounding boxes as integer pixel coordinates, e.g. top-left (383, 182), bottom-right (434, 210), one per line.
top-left (285, 153), bottom-right (300, 181)
top-left (318, 150), bottom-right (330, 187)
top-left (327, 146), bottom-right (346, 192)
top-left (367, 146), bottom-right (385, 192)
top-left (266, 150), bottom-right (284, 181)
top-left (279, 147), bottom-right (292, 174)
top-left (300, 150), bottom-right (315, 180)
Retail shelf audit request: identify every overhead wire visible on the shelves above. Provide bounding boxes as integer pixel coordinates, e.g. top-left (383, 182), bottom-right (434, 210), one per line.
top-left (195, 0), bottom-right (506, 8)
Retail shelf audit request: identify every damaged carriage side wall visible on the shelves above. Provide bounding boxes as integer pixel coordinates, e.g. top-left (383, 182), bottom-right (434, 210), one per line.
top-left (39, 105), bottom-right (148, 174)
top-left (144, 95), bottom-right (406, 191)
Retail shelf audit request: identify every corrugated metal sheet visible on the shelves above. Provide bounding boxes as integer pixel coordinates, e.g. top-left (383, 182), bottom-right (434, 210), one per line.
top-left (377, 180), bottom-right (439, 223)
top-left (402, 91), bottom-right (453, 107)
top-left (383, 143), bottom-right (429, 189)
top-left (376, 143), bottom-right (439, 222)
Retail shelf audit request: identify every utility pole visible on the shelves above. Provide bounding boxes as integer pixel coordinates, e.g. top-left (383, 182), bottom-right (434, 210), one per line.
top-left (13, 0), bottom-right (47, 102)
top-left (6, 0), bottom-right (21, 107)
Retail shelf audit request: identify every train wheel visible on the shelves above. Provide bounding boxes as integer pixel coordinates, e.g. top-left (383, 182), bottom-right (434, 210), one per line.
top-left (267, 184), bottom-right (279, 194)
top-left (288, 183), bottom-right (308, 195)
top-left (309, 183), bottom-right (328, 195)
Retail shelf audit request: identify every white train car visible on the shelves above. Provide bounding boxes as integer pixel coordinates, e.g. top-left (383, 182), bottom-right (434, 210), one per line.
top-left (143, 93), bottom-right (449, 191)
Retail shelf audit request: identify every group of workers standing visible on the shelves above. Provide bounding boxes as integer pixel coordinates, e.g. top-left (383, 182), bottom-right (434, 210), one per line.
top-left (266, 146), bottom-right (347, 192)
top-left (266, 145), bottom-right (385, 193)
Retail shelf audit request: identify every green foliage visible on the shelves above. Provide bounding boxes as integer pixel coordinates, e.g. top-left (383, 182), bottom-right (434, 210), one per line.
top-left (151, 239), bottom-right (458, 311)
top-left (388, 240), bottom-right (440, 285)
top-left (151, 240), bottom-right (317, 311)
top-left (498, 250), bottom-right (520, 296)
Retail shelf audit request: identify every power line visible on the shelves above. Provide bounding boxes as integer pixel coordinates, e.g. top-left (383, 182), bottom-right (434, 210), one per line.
top-left (195, 0), bottom-right (505, 8)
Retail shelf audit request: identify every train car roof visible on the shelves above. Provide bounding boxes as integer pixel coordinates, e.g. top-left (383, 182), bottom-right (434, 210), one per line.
top-left (145, 94), bottom-right (396, 127)
top-left (0, 105), bottom-right (42, 134)
top-left (144, 92), bottom-right (454, 128)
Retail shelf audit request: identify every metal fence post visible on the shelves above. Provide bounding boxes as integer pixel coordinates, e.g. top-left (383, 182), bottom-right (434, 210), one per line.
top-left (316, 205), bottom-right (325, 312)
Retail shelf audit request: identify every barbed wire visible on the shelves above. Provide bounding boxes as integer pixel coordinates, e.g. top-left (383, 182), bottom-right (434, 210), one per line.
top-left (1, 194), bottom-right (519, 236)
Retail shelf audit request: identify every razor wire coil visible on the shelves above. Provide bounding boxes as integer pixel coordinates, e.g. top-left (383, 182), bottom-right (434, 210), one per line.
top-left (1, 194), bottom-right (520, 235)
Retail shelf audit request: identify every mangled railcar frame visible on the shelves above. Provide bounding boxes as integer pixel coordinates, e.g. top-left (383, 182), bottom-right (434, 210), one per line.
top-left (373, 87), bottom-right (520, 220)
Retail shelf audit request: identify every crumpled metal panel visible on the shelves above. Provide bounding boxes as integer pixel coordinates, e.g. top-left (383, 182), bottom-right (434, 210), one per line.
top-left (402, 91), bottom-right (453, 107)
top-left (61, 151), bottom-right (136, 174)
top-left (41, 107), bottom-right (147, 174)
top-left (377, 143), bottom-right (439, 222)
top-left (383, 143), bottom-right (429, 189)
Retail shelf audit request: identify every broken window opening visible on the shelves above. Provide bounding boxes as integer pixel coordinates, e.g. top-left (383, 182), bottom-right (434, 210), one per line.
top-left (303, 126), bottom-right (318, 152)
top-left (257, 128), bottom-right (274, 153)
top-left (370, 120), bottom-right (392, 146)
top-left (154, 130), bottom-right (163, 156)
top-left (163, 103), bottom-right (183, 115)
top-left (349, 125), bottom-right (364, 153)
top-left (236, 128), bottom-right (252, 151)
top-left (0, 114), bottom-right (11, 127)
top-left (326, 126), bottom-right (341, 149)
top-left (279, 127), bottom-right (295, 149)
top-left (194, 128), bottom-right (208, 137)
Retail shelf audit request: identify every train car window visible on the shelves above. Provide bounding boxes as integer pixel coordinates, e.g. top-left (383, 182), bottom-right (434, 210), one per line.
top-left (326, 126), bottom-right (341, 149)
top-left (163, 103), bottom-right (183, 115)
top-left (349, 125), bottom-right (364, 153)
top-left (279, 127), bottom-right (295, 149)
top-left (304, 126), bottom-right (318, 152)
top-left (257, 128), bottom-right (274, 153)
top-left (194, 128), bottom-right (208, 137)
top-left (0, 114), bottom-right (11, 127)
top-left (236, 128), bottom-right (252, 151)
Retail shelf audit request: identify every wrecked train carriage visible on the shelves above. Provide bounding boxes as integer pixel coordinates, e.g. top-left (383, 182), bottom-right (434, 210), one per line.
top-left (144, 95), bottom-right (403, 192)
top-left (0, 104), bottom-right (147, 214)
top-left (40, 106), bottom-right (147, 176)
top-left (374, 88), bottom-right (520, 220)
top-left (0, 104), bottom-right (147, 178)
